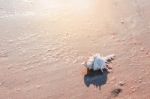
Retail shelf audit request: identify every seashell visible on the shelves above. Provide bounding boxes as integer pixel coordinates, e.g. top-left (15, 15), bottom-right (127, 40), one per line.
top-left (83, 54), bottom-right (115, 72)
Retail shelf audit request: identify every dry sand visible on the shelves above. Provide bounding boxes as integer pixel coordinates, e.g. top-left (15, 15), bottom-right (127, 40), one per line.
top-left (0, 0), bottom-right (150, 99)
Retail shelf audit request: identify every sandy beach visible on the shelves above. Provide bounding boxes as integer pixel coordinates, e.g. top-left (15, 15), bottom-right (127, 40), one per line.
top-left (0, 0), bottom-right (150, 99)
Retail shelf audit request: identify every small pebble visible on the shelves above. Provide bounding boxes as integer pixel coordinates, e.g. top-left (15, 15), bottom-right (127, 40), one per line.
top-left (0, 82), bottom-right (2, 86)
top-left (131, 86), bottom-right (134, 89)
top-left (25, 79), bottom-right (30, 83)
top-left (141, 69), bottom-right (145, 72)
top-left (36, 85), bottom-right (41, 89)
top-left (47, 49), bottom-right (52, 52)
top-left (130, 86), bottom-right (136, 93)
top-left (111, 35), bottom-right (115, 39)
top-left (140, 47), bottom-right (145, 51)
top-left (7, 66), bottom-right (13, 69)
top-left (138, 79), bottom-right (142, 83)
top-left (119, 81), bottom-right (125, 86)
top-left (120, 19), bottom-right (125, 24)
top-left (134, 80), bottom-right (137, 83)
top-left (131, 88), bottom-right (136, 93)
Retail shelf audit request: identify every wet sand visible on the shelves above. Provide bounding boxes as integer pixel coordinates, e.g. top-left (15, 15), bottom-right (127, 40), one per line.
top-left (0, 0), bottom-right (150, 99)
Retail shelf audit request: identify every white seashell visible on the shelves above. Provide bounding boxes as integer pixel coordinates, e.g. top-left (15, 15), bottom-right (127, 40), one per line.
top-left (104, 54), bottom-right (115, 62)
top-left (83, 54), bottom-right (115, 72)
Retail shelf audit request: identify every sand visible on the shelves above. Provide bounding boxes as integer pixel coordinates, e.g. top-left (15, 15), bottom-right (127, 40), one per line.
top-left (0, 0), bottom-right (150, 99)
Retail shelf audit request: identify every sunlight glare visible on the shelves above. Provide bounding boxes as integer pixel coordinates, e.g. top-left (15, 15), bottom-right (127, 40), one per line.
top-left (71, 0), bottom-right (92, 10)
top-left (35, 0), bottom-right (92, 13)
